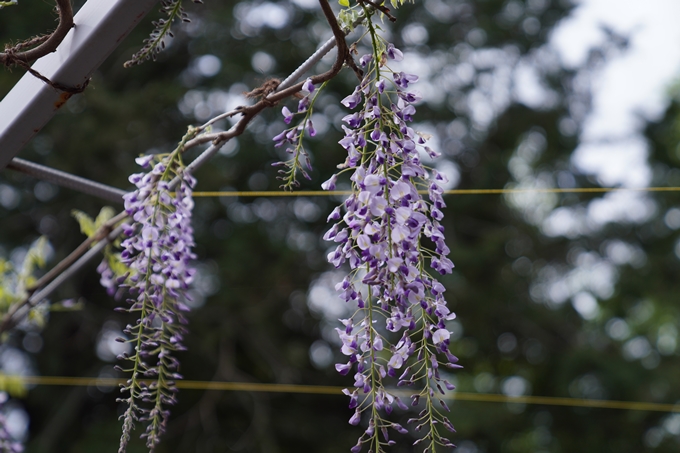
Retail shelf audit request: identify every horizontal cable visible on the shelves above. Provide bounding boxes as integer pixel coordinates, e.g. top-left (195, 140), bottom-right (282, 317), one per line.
top-left (193, 187), bottom-right (680, 198)
top-left (12, 375), bottom-right (680, 413)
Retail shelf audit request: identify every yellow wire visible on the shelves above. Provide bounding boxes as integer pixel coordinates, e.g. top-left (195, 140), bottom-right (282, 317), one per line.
top-left (54, 184), bottom-right (677, 411)
top-left (14, 375), bottom-right (680, 413)
top-left (192, 187), bottom-right (680, 197)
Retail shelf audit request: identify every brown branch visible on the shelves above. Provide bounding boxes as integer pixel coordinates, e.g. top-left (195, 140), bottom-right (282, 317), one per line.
top-left (9, 59), bottom-right (89, 93)
top-left (185, 0), bottom-right (357, 150)
top-left (0, 0), bottom-right (74, 65)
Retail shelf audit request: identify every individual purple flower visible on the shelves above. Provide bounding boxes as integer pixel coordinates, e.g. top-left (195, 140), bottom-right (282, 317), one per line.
top-left (307, 119), bottom-right (316, 137)
top-left (298, 96), bottom-right (311, 113)
top-left (432, 328), bottom-right (451, 345)
top-left (282, 105), bottom-right (294, 124)
top-left (386, 43), bottom-right (404, 61)
top-left (393, 72), bottom-right (419, 89)
top-left (135, 154), bottom-right (154, 168)
top-left (341, 89), bottom-right (362, 109)
top-left (302, 77), bottom-right (315, 94)
top-left (343, 112), bottom-right (363, 128)
top-left (376, 79), bottom-right (386, 94)
top-left (359, 54), bottom-right (373, 67)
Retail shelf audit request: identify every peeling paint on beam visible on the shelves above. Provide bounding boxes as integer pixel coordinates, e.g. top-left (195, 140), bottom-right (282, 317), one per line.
top-left (0, 0), bottom-right (159, 170)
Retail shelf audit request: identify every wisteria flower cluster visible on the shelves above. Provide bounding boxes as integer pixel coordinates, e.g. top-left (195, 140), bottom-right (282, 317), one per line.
top-left (321, 19), bottom-right (459, 453)
top-left (98, 141), bottom-right (196, 452)
top-left (272, 78), bottom-right (324, 190)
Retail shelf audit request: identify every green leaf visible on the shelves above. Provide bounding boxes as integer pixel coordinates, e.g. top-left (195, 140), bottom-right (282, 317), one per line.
top-left (94, 206), bottom-right (116, 230)
top-left (338, 0), bottom-right (349, 7)
top-left (105, 252), bottom-right (129, 279)
top-left (28, 307), bottom-right (46, 328)
top-left (0, 0), bottom-right (18, 9)
top-left (72, 210), bottom-right (96, 237)
top-left (20, 236), bottom-right (49, 281)
top-left (338, 9), bottom-right (358, 32)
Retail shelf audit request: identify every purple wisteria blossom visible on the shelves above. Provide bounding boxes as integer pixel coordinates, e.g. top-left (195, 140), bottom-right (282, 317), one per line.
top-left (323, 38), bottom-right (460, 453)
top-left (272, 78), bottom-right (323, 190)
top-left (100, 151), bottom-right (196, 453)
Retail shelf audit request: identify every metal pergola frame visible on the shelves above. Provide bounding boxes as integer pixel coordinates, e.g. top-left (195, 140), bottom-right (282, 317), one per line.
top-left (0, 0), bottom-right (159, 170)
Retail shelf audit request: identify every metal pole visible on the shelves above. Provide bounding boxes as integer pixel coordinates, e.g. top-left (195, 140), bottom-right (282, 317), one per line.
top-left (7, 157), bottom-right (126, 203)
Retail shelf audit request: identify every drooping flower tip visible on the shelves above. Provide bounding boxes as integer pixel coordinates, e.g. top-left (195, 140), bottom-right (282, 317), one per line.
top-left (298, 96), bottom-right (310, 113)
top-left (307, 119), bottom-right (316, 137)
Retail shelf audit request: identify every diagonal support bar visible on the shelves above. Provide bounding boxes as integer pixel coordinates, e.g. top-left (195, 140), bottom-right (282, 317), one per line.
top-left (0, 0), bottom-right (159, 169)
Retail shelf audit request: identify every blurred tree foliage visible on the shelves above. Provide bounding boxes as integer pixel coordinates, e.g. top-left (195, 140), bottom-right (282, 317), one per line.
top-left (1, 0), bottom-right (680, 452)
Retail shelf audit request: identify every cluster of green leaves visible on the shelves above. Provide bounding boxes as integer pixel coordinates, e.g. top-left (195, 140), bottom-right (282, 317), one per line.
top-left (0, 237), bottom-right (49, 330)
top-left (72, 206), bottom-right (129, 282)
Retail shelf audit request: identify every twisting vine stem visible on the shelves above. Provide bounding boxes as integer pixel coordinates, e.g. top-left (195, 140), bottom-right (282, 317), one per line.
top-left (0, 0), bottom-right (73, 66)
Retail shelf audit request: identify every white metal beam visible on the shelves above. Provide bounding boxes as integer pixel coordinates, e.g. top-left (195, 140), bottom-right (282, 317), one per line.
top-left (0, 0), bottom-right (159, 169)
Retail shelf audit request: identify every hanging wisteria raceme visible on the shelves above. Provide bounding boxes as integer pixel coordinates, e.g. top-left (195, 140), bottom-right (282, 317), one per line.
top-left (99, 140), bottom-right (196, 453)
top-left (272, 77), bottom-right (326, 190)
top-left (319, 14), bottom-right (459, 453)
